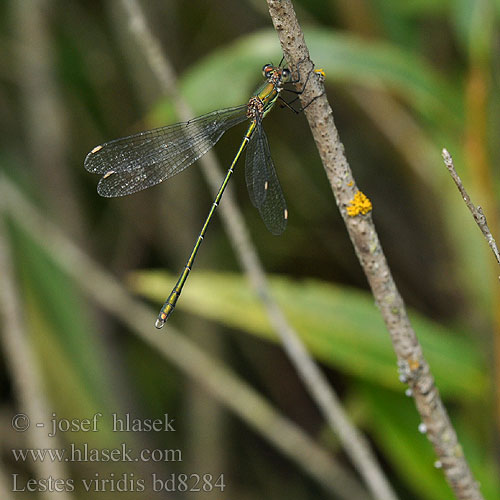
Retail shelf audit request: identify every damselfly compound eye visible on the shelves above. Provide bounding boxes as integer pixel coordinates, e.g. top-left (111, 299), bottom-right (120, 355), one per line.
top-left (281, 68), bottom-right (291, 82)
top-left (262, 64), bottom-right (273, 78)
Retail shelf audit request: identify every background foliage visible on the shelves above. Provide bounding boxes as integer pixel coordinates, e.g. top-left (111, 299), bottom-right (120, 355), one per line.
top-left (1, 1), bottom-right (499, 499)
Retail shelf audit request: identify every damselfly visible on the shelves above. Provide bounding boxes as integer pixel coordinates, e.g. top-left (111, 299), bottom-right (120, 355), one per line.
top-left (85, 63), bottom-right (298, 329)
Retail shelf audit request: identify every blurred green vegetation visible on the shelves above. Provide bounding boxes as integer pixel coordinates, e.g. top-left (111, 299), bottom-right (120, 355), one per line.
top-left (1, 1), bottom-right (499, 499)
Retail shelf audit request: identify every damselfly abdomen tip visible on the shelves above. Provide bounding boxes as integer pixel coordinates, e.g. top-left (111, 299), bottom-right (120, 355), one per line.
top-left (155, 318), bottom-right (166, 329)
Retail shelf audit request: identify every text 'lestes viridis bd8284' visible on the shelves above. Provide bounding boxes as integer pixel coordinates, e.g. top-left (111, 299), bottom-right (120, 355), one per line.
top-left (85, 62), bottom-right (320, 329)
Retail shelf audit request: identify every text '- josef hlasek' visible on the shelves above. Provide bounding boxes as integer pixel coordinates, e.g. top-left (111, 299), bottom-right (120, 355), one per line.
top-left (41, 413), bottom-right (176, 437)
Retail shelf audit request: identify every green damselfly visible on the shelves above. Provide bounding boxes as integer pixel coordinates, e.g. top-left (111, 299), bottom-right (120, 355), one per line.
top-left (85, 63), bottom-right (299, 329)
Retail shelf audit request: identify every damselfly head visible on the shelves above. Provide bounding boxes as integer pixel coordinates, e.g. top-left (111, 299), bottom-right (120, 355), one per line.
top-left (262, 64), bottom-right (291, 86)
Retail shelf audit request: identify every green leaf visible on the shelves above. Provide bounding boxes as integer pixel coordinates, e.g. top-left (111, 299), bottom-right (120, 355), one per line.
top-left (360, 383), bottom-right (500, 500)
top-left (451, 0), bottom-right (496, 59)
top-left (8, 218), bottom-right (119, 447)
top-left (131, 270), bottom-right (487, 400)
top-left (452, 416), bottom-right (500, 499)
top-left (149, 28), bottom-right (461, 127)
top-left (360, 384), bottom-right (456, 500)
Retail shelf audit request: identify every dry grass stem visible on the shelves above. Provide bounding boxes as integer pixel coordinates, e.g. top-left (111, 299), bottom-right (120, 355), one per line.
top-left (0, 205), bottom-right (74, 500)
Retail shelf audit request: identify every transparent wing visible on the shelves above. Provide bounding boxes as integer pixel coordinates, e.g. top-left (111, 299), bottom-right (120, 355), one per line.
top-left (245, 119), bottom-right (269, 209)
top-left (84, 105), bottom-right (248, 197)
top-left (245, 120), bottom-right (287, 235)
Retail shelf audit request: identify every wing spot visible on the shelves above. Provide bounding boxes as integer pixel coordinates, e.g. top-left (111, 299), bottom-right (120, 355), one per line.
top-left (264, 181), bottom-right (269, 190)
top-left (103, 170), bottom-right (116, 179)
top-left (91, 145), bottom-right (103, 154)
top-left (284, 209), bottom-right (288, 220)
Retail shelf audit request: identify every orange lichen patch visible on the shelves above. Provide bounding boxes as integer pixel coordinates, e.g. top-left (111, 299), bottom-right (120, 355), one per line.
top-left (408, 358), bottom-right (420, 371)
top-left (346, 191), bottom-right (372, 216)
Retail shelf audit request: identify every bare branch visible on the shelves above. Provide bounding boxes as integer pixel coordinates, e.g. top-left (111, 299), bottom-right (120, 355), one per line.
top-left (266, 1), bottom-right (484, 499)
top-left (442, 148), bottom-right (500, 265)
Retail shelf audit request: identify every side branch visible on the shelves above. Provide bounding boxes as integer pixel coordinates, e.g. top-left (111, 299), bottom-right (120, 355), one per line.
top-left (442, 148), bottom-right (500, 265)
